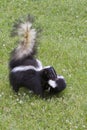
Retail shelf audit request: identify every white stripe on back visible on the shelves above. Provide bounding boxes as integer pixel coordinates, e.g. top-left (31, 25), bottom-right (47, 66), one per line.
top-left (11, 65), bottom-right (42, 72)
top-left (11, 58), bottom-right (52, 73)
top-left (11, 59), bottom-right (43, 73)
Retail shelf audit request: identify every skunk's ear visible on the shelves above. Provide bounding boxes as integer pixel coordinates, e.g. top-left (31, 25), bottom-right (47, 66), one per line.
top-left (42, 66), bottom-right (57, 81)
top-left (49, 67), bottom-right (57, 80)
top-left (44, 67), bottom-right (57, 80)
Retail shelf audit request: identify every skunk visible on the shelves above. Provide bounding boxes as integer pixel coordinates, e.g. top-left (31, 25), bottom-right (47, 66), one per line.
top-left (9, 15), bottom-right (66, 97)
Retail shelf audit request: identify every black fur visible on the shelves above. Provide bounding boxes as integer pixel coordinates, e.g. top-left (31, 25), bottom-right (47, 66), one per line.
top-left (9, 69), bottom-right (44, 96)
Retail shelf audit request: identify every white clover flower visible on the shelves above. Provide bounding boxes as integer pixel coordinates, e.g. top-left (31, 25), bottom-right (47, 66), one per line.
top-left (19, 100), bottom-right (23, 104)
top-left (16, 98), bottom-right (19, 101)
top-left (3, 44), bottom-right (5, 47)
top-left (83, 125), bottom-right (86, 128)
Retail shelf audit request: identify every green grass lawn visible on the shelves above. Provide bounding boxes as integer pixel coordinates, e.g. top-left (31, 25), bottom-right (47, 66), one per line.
top-left (0, 0), bottom-right (87, 129)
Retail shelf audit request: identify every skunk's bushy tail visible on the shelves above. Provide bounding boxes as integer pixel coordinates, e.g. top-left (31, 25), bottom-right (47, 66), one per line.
top-left (11, 15), bottom-right (37, 60)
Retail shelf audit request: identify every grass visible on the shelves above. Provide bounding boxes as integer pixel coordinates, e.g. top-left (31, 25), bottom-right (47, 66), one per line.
top-left (0, 0), bottom-right (87, 129)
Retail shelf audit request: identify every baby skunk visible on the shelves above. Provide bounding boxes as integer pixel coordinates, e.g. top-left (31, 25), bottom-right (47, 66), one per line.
top-left (9, 15), bottom-right (66, 97)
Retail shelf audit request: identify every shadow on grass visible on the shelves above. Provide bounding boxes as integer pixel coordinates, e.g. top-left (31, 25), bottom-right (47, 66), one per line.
top-left (10, 87), bottom-right (66, 100)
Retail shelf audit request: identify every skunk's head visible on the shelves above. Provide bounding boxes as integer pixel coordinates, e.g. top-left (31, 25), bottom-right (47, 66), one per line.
top-left (49, 75), bottom-right (66, 94)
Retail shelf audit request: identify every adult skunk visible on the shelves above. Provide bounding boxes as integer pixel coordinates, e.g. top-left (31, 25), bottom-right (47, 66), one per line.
top-left (9, 15), bottom-right (66, 97)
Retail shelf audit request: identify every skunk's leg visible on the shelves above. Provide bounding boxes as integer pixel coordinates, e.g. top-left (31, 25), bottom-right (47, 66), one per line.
top-left (10, 80), bottom-right (19, 93)
top-left (12, 84), bottom-right (19, 93)
top-left (34, 86), bottom-right (44, 98)
top-left (33, 81), bottom-right (44, 97)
